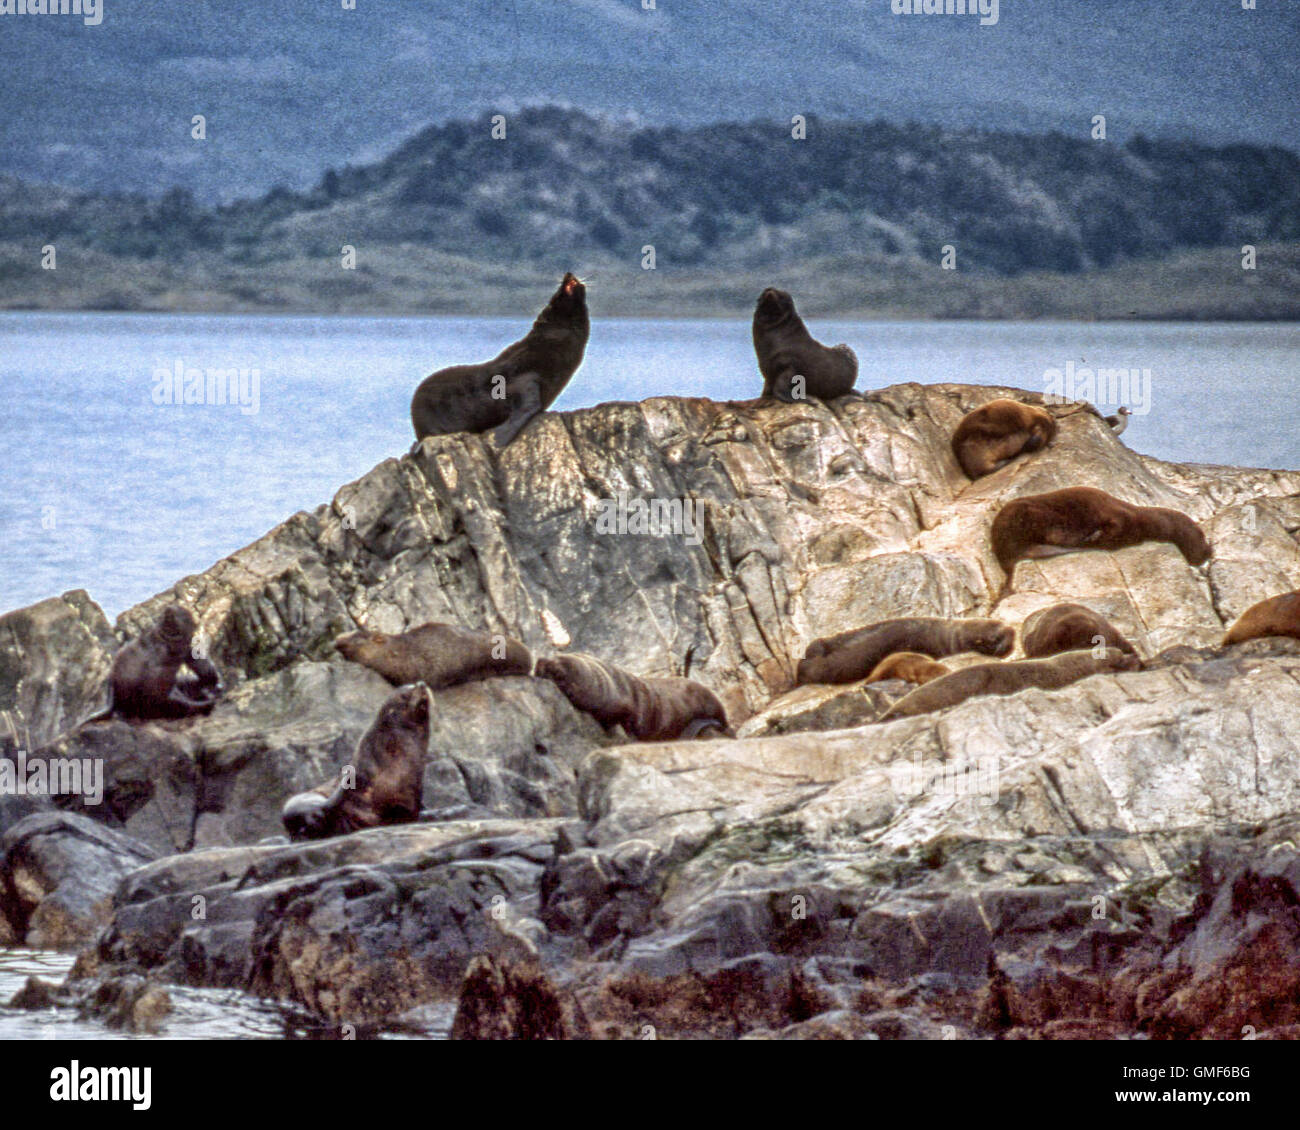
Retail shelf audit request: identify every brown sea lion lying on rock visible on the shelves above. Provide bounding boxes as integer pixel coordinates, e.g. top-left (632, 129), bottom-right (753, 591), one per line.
top-left (951, 399), bottom-right (1058, 479)
top-left (410, 272), bottom-right (589, 448)
top-left (877, 647), bottom-right (1141, 722)
top-left (865, 652), bottom-right (951, 686)
top-left (1222, 590), bottom-right (1300, 646)
top-left (797, 617), bottom-right (1014, 687)
top-left (535, 653), bottom-right (730, 741)
top-left (991, 487), bottom-right (1210, 597)
top-left (1020, 603), bottom-right (1138, 659)
top-left (752, 287), bottom-right (857, 402)
top-left (335, 623), bottom-right (533, 689)
top-left (83, 604), bottom-right (222, 722)
top-left (282, 683), bottom-right (433, 841)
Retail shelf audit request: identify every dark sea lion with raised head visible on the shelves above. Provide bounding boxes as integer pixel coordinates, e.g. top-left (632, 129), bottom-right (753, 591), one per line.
top-left (282, 682), bottom-right (433, 841)
top-left (411, 272), bottom-right (589, 448)
top-left (951, 399), bottom-right (1058, 479)
top-left (752, 287), bottom-right (857, 403)
top-left (335, 623), bottom-right (533, 688)
top-left (797, 617), bottom-right (1014, 687)
top-left (83, 604), bottom-right (223, 722)
top-left (1222, 590), bottom-right (1300, 646)
top-left (990, 487), bottom-right (1210, 596)
top-left (536, 653), bottom-right (730, 741)
top-left (1021, 603), bottom-right (1138, 659)
top-left (878, 647), bottom-right (1140, 722)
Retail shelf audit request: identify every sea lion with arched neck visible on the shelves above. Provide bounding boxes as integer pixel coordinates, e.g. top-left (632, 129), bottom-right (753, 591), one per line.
top-left (334, 623), bottom-right (533, 689)
top-left (411, 272), bottom-right (589, 448)
top-left (282, 683), bottom-right (433, 841)
top-left (797, 617), bottom-right (1014, 687)
top-left (752, 287), bottom-right (857, 403)
top-left (83, 604), bottom-right (222, 722)
top-left (1020, 603), bottom-right (1138, 659)
top-left (878, 648), bottom-right (1140, 722)
top-left (535, 653), bottom-right (730, 741)
top-left (990, 487), bottom-right (1210, 597)
top-left (1222, 590), bottom-right (1300, 646)
top-left (951, 399), bottom-right (1058, 479)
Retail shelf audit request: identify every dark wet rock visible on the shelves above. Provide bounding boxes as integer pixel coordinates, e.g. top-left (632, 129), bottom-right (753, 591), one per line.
top-left (0, 811), bottom-right (156, 949)
top-left (451, 955), bottom-right (591, 1040)
top-left (8, 974), bottom-right (60, 1010)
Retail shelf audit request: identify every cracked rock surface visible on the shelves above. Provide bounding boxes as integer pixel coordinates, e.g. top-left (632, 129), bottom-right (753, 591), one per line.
top-left (3, 384), bottom-right (1300, 1037)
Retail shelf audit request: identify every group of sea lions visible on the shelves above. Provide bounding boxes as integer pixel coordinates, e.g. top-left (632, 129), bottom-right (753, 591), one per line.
top-left (787, 392), bottom-right (1290, 724)
top-left (283, 624), bottom-right (730, 840)
top-left (70, 275), bottom-right (1299, 846)
top-left (409, 274), bottom-right (859, 448)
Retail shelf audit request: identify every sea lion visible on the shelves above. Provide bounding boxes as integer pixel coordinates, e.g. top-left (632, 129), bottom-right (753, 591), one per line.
top-left (751, 287), bottom-right (857, 403)
top-left (281, 682), bottom-right (433, 841)
top-left (1020, 603), bottom-right (1138, 659)
top-left (878, 647), bottom-right (1140, 722)
top-left (1105, 406), bottom-right (1132, 436)
top-left (1222, 590), bottom-right (1300, 646)
top-left (535, 653), bottom-right (730, 741)
top-left (797, 617), bottom-right (1014, 687)
top-left (991, 487), bottom-right (1210, 596)
top-left (410, 272), bottom-right (589, 448)
top-left (83, 604), bottom-right (222, 722)
top-left (950, 399), bottom-right (1058, 479)
top-left (335, 623), bottom-right (533, 689)
top-left (865, 652), bottom-right (951, 686)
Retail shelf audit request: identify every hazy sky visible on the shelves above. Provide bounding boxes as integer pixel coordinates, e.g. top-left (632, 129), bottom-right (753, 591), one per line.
top-left (1, 0), bottom-right (1297, 200)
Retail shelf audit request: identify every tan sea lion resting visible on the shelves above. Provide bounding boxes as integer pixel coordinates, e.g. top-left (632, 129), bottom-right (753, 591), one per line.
top-left (950, 399), bottom-right (1058, 479)
top-left (535, 653), bottom-right (730, 741)
top-left (864, 652), bottom-right (951, 686)
top-left (797, 617), bottom-right (1014, 686)
top-left (1222, 590), bottom-right (1300, 646)
top-left (752, 287), bottom-right (857, 402)
top-left (410, 272), bottom-right (589, 449)
top-left (1020, 603), bottom-right (1138, 658)
top-left (991, 487), bottom-right (1210, 596)
top-left (83, 604), bottom-right (223, 722)
top-left (335, 623), bottom-right (533, 689)
top-left (877, 647), bottom-right (1141, 722)
top-left (281, 683), bottom-right (433, 841)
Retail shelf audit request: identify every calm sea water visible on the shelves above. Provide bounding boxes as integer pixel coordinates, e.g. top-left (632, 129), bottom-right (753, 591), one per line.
top-left (1, 314), bottom-right (1296, 619)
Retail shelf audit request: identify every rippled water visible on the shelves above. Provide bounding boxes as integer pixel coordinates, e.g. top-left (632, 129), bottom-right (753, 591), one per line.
top-left (1, 313), bottom-right (1296, 617)
top-left (0, 949), bottom-right (455, 1040)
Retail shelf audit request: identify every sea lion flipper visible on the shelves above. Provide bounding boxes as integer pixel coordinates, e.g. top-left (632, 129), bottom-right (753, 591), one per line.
top-left (770, 368), bottom-right (799, 403)
top-left (493, 374), bottom-right (542, 448)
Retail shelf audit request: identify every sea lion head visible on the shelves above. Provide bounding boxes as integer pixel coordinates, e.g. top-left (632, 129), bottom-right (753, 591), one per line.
top-left (1097, 647), bottom-right (1143, 673)
top-left (378, 681), bottom-right (433, 735)
top-left (540, 272), bottom-right (588, 323)
top-left (754, 287), bottom-right (797, 328)
top-left (534, 655), bottom-right (572, 690)
top-left (157, 605), bottom-right (197, 659)
top-left (970, 620), bottom-right (1016, 658)
top-left (334, 629), bottom-right (388, 662)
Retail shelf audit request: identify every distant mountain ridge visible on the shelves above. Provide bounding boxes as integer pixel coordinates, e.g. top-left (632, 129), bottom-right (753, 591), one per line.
top-left (4, 108), bottom-right (1297, 276)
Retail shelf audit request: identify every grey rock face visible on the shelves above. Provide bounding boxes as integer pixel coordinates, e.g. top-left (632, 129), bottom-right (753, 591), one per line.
top-left (4, 384), bottom-right (1300, 1037)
